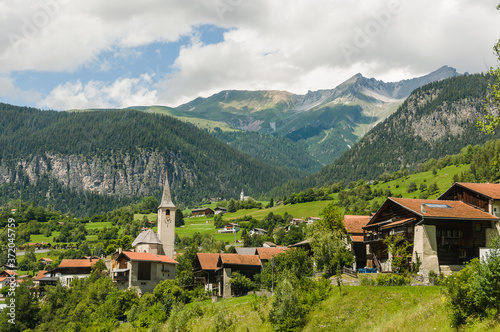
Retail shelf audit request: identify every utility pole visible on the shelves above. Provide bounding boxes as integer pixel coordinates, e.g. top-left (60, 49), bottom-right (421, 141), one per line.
top-left (271, 256), bottom-right (274, 296)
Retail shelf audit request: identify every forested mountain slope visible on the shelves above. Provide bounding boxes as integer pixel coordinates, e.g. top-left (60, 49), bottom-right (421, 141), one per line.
top-left (0, 104), bottom-right (302, 215)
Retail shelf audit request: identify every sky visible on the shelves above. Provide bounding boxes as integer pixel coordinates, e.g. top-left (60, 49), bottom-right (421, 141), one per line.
top-left (1, 0), bottom-right (500, 110)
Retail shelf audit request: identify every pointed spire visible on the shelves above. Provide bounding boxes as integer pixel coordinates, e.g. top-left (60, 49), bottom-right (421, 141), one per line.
top-left (159, 172), bottom-right (175, 208)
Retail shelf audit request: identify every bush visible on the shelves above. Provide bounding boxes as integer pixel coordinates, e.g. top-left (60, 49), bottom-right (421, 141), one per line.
top-left (374, 273), bottom-right (410, 286)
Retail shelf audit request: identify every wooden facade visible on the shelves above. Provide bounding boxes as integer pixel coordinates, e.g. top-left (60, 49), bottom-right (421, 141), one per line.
top-left (364, 197), bottom-right (498, 272)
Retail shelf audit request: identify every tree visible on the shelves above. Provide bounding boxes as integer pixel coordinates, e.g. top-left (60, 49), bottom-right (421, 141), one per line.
top-left (269, 274), bottom-right (304, 331)
top-left (229, 272), bottom-right (256, 296)
top-left (175, 209), bottom-right (184, 227)
top-left (478, 7), bottom-right (500, 134)
top-left (227, 199), bottom-right (237, 213)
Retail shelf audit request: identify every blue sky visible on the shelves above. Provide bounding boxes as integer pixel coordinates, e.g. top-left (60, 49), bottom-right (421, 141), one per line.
top-left (1, 0), bottom-right (500, 110)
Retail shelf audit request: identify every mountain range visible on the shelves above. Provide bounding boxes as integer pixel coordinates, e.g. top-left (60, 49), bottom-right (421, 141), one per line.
top-left (267, 73), bottom-right (499, 197)
top-left (132, 65), bottom-right (459, 166)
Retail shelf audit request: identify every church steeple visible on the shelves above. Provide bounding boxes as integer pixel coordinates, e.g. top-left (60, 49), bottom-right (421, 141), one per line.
top-left (157, 171), bottom-right (176, 258)
top-left (159, 173), bottom-right (176, 209)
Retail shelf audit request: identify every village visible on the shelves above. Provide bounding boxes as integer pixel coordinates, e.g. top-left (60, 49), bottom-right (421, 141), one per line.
top-left (3, 174), bottom-right (500, 304)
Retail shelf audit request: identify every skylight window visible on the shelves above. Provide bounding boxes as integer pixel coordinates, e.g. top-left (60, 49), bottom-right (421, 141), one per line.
top-left (425, 204), bottom-right (452, 208)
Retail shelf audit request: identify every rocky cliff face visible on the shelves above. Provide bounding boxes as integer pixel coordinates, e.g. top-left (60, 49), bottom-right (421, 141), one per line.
top-left (0, 151), bottom-right (195, 198)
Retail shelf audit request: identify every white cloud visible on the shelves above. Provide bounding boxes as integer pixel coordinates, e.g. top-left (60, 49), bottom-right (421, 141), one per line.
top-left (2, 0), bottom-right (500, 108)
top-left (39, 74), bottom-right (158, 110)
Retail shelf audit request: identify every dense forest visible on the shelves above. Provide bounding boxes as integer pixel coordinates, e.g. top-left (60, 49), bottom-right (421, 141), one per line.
top-left (211, 129), bottom-right (322, 174)
top-left (0, 104), bottom-right (303, 216)
top-left (268, 74), bottom-right (500, 197)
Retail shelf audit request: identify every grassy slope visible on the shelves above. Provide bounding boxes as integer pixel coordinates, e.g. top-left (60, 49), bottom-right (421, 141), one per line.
top-left (156, 286), bottom-right (500, 332)
top-left (29, 221), bottom-right (115, 244)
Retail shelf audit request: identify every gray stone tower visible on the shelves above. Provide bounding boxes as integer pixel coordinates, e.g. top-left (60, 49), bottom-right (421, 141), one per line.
top-left (157, 172), bottom-right (176, 258)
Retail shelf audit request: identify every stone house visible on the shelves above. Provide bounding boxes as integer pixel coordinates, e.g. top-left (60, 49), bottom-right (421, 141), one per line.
top-left (111, 251), bottom-right (178, 294)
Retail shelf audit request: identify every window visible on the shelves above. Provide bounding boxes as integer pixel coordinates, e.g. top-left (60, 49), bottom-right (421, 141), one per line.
top-left (138, 261), bottom-right (151, 280)
top-left (437, 229), bottom-right (463, 239)
top-left (459, 249), bottom-right (466, 258)
top-left (166, 210), bottom-right (170, 216)
top-left (475, 223), bottom-right (482, 232)
top-left (425, 204), bottom-right (452, 209)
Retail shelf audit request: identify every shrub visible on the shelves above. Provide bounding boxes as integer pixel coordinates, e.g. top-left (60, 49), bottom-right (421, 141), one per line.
top-left (375, 273), bottom-right (410, 286)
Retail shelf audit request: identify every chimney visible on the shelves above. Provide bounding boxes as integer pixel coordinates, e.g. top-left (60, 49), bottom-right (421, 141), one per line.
top-left (119, 247), bottom-right (122, 254)
top-left (421, 203), bottom-right (426, 214)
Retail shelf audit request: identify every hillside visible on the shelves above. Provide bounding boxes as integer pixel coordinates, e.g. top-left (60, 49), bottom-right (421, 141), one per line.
top-left (269, 73), bottom-right (500, 195)
top-left (160, 287), bottom-right (459, 332)
top-left (0, 104), bottom-right (303, 216)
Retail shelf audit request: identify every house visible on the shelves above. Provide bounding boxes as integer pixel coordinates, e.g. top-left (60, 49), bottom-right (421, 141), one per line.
top-left (33, 270), bottom-right (57, 294)
top-left (191, 208), bottom-right (214, 216)
top-left (290, 218), bottom-right (305, 225)
top-left (306, 217), bottom-right (321, 225)
top-left (439, 182), bottom-right (500, 217)
top-left (193, 253), bottom-right (220, 291)
top-left (342, 215), bottom-right (370, 269)
top-left (214, 207), bottom-right (227, 215)
top-left (249, 228), bottom-right (267, 237)
top-left (364, 197), bottom-right (499, 275)
top-left (110, 250), bottom-right (178, 294)
top-left (0, 270), bottom-right (17, 278)
top-left (0, 276), bottom-right (13, 289)
top-left (216, 254), bottom-right (261, 298)
top-left (263, 241), bottom-right (277, 248)
top-left (218, 223), bottom-right (240, 233)
top-left (256, 247), bottom-right (286, 265)
top-left (39, 258), bottom-right (53, 266)
top-left (47, 258), bottom-right (99, 286)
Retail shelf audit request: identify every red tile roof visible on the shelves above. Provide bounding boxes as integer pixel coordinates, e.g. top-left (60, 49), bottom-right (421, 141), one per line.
top-left (1, 270), bottom-right (18, 276)
top-left (58, 259), bottom-right (100, 268)
top-left (121, 251), bottom-right (178, 264)
top-left (256, 248), bottom-right (286, 260)
top-left (456, 182), bottom-right (500, 199)
top-left (35, 270), bottom-right (48, 281)
top-left (219, 254), bottom-right (261, 266)
top-left (343, 215), bottom-right (370, 233)
top-left (40, 258), bottom-right (53, 262)
top-left (0, 277), bottom-right (7, 282)
top-left (196, 253), bottom-right (220, 270)
top-left (391, 198), bottom-right (498, 220)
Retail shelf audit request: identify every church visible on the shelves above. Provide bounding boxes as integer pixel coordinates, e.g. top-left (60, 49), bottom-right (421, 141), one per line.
top-left (110, 172), bottom-right (179, 294)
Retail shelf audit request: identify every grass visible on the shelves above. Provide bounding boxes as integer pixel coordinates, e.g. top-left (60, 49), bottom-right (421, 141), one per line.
top-left (157, 285), bottom-right (500, 332)
top-left (29, 221), bottom-right (116, 244)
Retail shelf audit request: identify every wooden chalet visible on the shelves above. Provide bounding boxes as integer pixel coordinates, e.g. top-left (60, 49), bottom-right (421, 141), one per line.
top-left (214, 207), bottom-right (227, 215)
top-left (47, 258), bottom-right (99, 286)
top-left (193, 253), bottom-right (220, 292)
top-left (439, 182), bottom-right (500, 217)
top-left (364, 197), bottom-right (498, 275)
top-left (342, 215), bottom-right (370, 269)
top-left (249, 228), bottom-right (267, 237)
top-left (191, 208), bottom-right (214, 216)
top-left (216, 254), bottom-right (261, 298)
top-left (218, 223), bottom-right (240, 233)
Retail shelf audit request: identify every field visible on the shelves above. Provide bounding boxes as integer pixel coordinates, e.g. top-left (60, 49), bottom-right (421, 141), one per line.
top-left (29, 221), bottom-right (116, 244)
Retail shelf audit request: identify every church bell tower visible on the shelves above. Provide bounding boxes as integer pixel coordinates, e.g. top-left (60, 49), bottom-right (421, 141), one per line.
top-left (157, 172), bottom-right (176, 258)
